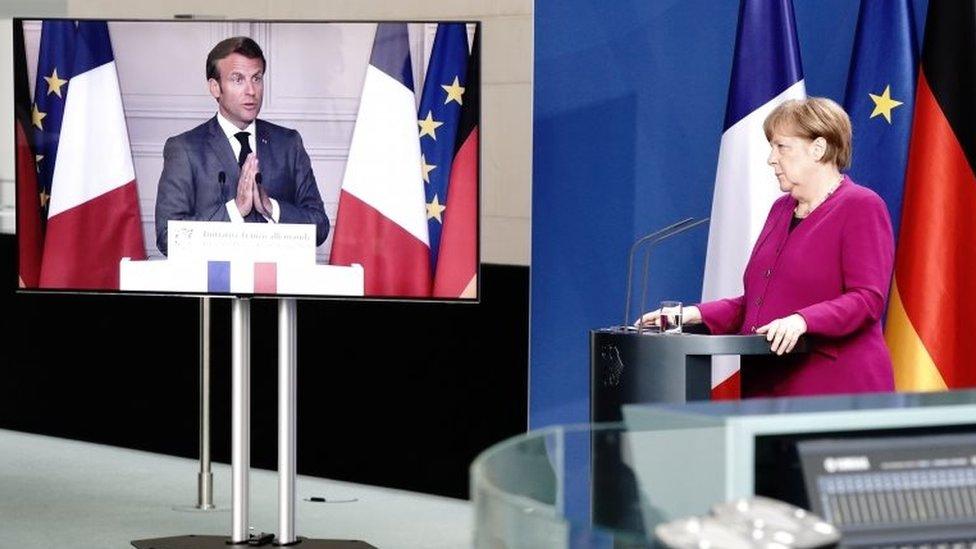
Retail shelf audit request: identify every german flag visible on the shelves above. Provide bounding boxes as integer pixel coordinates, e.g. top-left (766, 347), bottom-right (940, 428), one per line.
top-left (886, 1), bottom-right (976, 390)
top-left (432, 28), bottom-right (479, 298)
top-left (14, 20), bottom-right (43, 288)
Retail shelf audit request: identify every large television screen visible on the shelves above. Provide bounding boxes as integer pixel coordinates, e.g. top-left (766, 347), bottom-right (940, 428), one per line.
top-left (13, 19), bottom-right (480, 300)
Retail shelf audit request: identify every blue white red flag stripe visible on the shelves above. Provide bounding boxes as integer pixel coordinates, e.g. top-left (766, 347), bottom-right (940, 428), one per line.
top-left (254, 263), bottom-right (277, 294)
top-left (722, 0), bottom-right (803, 130)
top-left (38, 21), bottom-right (146, 289)
top-left (208, 261), bottom-right (230, 293)
top-left (330, 23), bottom-right (432, 297)
top-left (702, 0), bottom-right (806, 397)
top-left (370, 25), bottom-right (415, 88)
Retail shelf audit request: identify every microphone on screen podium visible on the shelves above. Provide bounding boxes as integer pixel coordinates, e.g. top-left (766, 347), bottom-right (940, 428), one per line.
top-left (218, 171), bottom-right (226, 201)
top-left (621, 216), bottom-right (710, 332)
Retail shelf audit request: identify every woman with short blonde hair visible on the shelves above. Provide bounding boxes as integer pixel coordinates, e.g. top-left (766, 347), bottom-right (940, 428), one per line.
top-left (641, 97), bottom-right (895, 397)
top-left (763, 97), bottom-right (852, 169)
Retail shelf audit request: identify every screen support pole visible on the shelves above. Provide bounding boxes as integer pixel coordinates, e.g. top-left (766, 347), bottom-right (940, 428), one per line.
top-left (277, 298), bottom-right (298, 545)
top-left (231, 297), bottom-right (251, 543)
top-left (197, 297), bottom-right (215, 510)
top-left (132, 297), bottom-right (376, 547)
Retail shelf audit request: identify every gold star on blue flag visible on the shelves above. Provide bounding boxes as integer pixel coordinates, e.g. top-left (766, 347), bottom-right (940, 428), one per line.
top-left (442, 76), bottom-right (465, 105)
top-left (426, 194), bottom-right (446, 222)
top-left (44, 67), bottom-right (68, 97)
top-left (869, 85), bottom-right (904, 124)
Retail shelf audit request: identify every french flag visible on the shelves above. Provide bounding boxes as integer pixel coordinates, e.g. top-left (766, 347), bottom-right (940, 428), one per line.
top-left (39, 21), bottom-right (145, 289)
top-left (330, 23), bottom-right (432, 297)
top-left (701, 0), bottom-right (805, 398)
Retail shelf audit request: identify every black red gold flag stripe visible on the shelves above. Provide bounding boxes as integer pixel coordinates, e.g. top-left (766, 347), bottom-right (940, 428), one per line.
top-left (14, 20), bottom-right (44, 288)
top-left (886, 1), bottom-right (976, 389)
top-left (432, 28), bottom-right (479, 298)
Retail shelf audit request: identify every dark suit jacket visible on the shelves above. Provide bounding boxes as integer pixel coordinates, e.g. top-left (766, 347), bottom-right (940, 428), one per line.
top-left (155, 116), bottom-right (329, 255)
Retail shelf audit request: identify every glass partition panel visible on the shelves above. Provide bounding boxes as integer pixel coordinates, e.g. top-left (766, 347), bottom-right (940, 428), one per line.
top-left (471, 422), bottom-right (726, 548)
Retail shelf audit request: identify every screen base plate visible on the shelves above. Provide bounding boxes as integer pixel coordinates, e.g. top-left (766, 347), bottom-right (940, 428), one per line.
top-left (131, 535), bottom-right (376, 548)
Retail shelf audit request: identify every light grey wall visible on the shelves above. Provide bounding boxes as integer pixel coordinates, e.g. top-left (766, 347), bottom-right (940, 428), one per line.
top-left (0, 0), bottom-right (532, 266)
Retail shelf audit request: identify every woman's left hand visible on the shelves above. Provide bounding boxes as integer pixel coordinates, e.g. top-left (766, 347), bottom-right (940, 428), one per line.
top-left (756, 314), bottom-right (808, 355)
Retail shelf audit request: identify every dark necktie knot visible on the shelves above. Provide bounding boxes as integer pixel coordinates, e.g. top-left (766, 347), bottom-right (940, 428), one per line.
top-left (235, 131), bottom-right (252, 167)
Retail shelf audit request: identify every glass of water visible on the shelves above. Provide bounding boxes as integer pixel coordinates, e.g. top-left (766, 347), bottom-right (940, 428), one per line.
top-left (659, 300), bottom-right (683, 334)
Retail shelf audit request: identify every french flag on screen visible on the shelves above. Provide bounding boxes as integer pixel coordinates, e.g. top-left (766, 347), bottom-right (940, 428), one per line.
top-left (330, 23), bottom-right (432, 297)
top-left (39, 20), bottom-right (145, 289)
top-left (702, 0), bottom-right (805, 398)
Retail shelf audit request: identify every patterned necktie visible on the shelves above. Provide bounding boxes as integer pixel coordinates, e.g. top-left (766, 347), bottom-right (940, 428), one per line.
top-left (234, 131), bottom-right (251, 167)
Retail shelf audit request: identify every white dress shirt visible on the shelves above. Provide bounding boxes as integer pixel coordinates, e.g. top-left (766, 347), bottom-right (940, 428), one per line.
top-left (216, 112), bottom-right (280, 223)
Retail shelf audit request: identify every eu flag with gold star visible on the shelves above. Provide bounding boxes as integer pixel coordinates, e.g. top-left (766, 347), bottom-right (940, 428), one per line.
top-left (32, 20), bottom-right (78, 216)
top-left (843, 0), bottom-right (918, 238)
top-left (418, 23), bottom-right (469, 270)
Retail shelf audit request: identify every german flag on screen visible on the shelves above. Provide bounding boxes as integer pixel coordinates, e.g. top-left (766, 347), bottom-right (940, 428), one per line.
top-left (13, 20), bottom-right (43, 288)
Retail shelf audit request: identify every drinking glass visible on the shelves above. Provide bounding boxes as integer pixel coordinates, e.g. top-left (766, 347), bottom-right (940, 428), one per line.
top-left (659, 300), bottom-right (683, 334)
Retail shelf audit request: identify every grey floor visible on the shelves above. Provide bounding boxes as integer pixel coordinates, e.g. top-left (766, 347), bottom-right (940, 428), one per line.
top-left (0, 429), bottom-right (472, 548)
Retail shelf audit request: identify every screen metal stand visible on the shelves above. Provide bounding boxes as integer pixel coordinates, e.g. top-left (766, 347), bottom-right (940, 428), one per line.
top-left (278, 298), bottom-right (297, 544)
top-left (231, 297), bottom-right (251, 543)
top-left (271, 298), bottom-right (375, 548)
top-left (199, 297), bottom-right (215, 510)
top-left (133, 298), bottom-right (375, 549)
top-left (172, 297), bottom-right (222, 513)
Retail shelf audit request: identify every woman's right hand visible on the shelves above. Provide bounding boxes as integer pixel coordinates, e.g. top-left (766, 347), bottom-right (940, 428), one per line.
top-left (635, 306), bottom-right (702, 329)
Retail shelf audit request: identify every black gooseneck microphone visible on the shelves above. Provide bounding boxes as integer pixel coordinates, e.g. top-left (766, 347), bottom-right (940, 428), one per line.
top-left (622, 216), bottom-right (710, 331)
top-left (622, 217), bottom-right (696, 329)
top-left (218, 171), bottom-right (226, 200)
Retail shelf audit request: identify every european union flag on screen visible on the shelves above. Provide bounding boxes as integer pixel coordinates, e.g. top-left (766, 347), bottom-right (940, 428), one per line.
top-left (843, 0), bottom-right (918, 238)
top-left (32, 20), bottom-right (78, 217)
top-left (418, 23), bottom-right (469, 270)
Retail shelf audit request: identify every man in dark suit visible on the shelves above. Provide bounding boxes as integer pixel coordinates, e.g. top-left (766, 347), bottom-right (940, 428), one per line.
top-left (155, 36), bottom-right (329, 255)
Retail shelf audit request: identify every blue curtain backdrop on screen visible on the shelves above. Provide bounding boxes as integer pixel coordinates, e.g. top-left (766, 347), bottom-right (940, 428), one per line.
top-left (530, 0), bottom-right (929, 429)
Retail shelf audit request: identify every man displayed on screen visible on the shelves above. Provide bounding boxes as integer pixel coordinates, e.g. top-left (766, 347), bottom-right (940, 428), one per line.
top-left (154, 36), bottom-right (329, 256)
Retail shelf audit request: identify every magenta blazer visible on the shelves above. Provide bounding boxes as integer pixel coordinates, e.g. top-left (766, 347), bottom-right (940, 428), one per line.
top-left (698, 176), bottom-right (895, 397)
